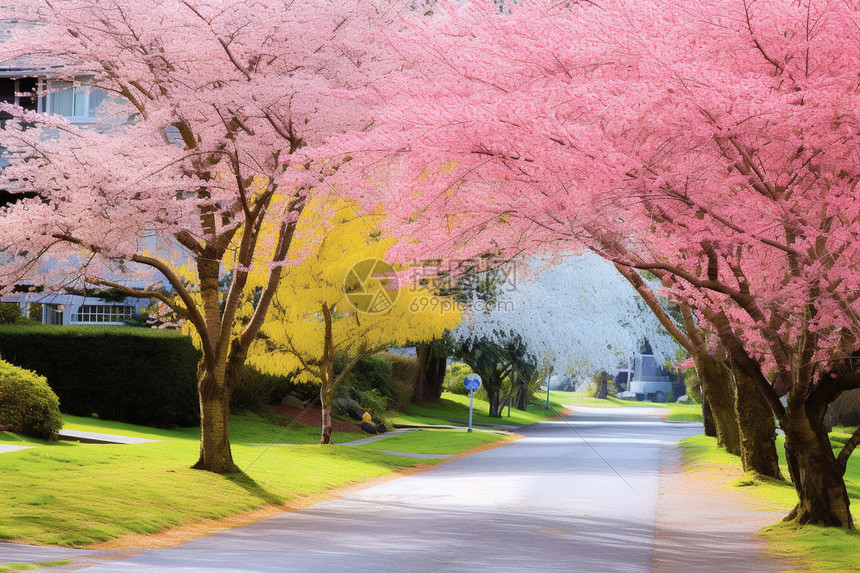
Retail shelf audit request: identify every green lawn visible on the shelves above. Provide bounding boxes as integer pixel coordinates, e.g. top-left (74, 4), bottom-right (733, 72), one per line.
top-left (358, 428), bottom-right (505, 454)
top-left (0, 412), bottom-right (506, 547)
top-left (679, 427), bottom-right (860, 572)
top-left (61, 412), bottom-right (367, 444)
top-left (0, 561), bottom-right (70, 572)
top-left (391, 393), bottom-right (567, 427)
top-left (549, 391), bottom-right (703, 422)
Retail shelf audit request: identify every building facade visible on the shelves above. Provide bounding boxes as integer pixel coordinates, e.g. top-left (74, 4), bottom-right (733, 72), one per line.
top-left (1, 11), bottom-right (152, 325)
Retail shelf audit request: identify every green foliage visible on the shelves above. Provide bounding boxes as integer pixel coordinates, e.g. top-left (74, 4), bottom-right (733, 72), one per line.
top-left (337, 353), bottom-right (393, 393)
top-left (335, 353), bottom-right (396, 411)
top-left (0, 325), bottom-right (199, 428)
top-left (444, 362), bottom-right (474, 396)
top-left (0, 303), bottom-right (21, 325)
top-left (382, 352), bottom-right (420, 387)
top-left (63, 287), bottom-right (128, 303)
top-left (0, 303), bottom-right (36, 326)
top-left (0, 359), bottom-right (62, 441)
top-left (232, 366), bottom-right (284, 413)
top-left (232, 365), bottom-right (313, 412)
top-left (390, 378), bottom-right (413, 411)
top-left (28, 304), bottom-right (42, 323)
top-left (357, 388), bottom-right (388, 414)
top-left (120, 313), bottom-right (151, 328)
top-left (379, 352), bottom-right (418, 411)
top-left (683, 366), bottom-right (702, 404)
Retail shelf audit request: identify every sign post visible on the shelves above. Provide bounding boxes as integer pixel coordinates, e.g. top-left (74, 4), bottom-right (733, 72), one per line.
top-left (463, 373), bottom-right (482, 433)
top-left (546, 373), bottom-right (551, 410)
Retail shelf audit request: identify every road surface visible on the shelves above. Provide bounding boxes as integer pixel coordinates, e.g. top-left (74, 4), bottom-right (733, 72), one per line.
top-left (11, 408), bottom-right (709, 572)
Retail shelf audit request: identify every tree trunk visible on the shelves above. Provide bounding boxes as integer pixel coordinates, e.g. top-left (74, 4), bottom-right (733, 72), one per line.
top-left (702, 393), bottom-right (717, 437)
top-left (594, 372), bottom-right (609, 400)
top-left (733, 366), bottom-right (782, 480)
top-left (413, 344), bottom-right (447, 404)
top-left (413, 344), bottom-right (430, 404)
top-left (192, 370), bottom-right (239, 473)
top-left (783, 410), bottom-right (853, 527)
top-left (320, 303), bottom-right (335, 445)
top-left (320, 388), bottom-right (333, 445)
top-left (515, 383), bottom-right (528, 411)
top-left (694, 352), bottom-right (741, 456)
top-left (426, 354), bottom-right (447, 401)
top-left (487, 383), bottom-right (502, 418)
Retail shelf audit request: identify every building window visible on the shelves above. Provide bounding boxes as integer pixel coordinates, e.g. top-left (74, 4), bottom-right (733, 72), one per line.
top-left (75, 304), bottom-right (135, 323)
top-left (45, 80), bottom-right (106, 122)
top-left (44, 304), bottom-right (64, 325)
top-left (0, 77), bottom-right (38, 120)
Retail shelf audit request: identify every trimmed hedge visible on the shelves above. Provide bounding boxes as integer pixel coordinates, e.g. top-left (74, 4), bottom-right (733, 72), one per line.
top-left (233, 365), bottom-right (305, 413)
top-left (0, 325), bottom-right (200, 428)
top-left (0, 359), bottom-right (62, 440)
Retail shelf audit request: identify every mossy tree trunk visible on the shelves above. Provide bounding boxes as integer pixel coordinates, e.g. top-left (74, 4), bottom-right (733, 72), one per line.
top-left (693, 352), bottom-right (741, 456)
top-left (701, 393), bottom-right (717, 437)
top-left (783, 411), bottom-right (852, 526)
top-left (733, 366), bottom-right (782, 480)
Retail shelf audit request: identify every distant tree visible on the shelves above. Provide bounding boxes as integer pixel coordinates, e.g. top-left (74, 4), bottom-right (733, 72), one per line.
top-left (454, 253), bottom-right (678, 388)
top-left (454, 333), bottom-right (530, 418)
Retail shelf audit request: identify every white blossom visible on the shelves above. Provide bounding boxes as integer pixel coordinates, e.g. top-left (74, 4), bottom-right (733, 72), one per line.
top-left (454, 253), bottom-right (678, 376)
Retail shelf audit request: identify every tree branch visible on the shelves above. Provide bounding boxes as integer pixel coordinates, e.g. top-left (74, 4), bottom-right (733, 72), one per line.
top-left (82, 276), bottom-right (189, 318)
top-left (613, 263), bottom-right (697, 351)
top-left (837, 425), bottom-right (860, 475)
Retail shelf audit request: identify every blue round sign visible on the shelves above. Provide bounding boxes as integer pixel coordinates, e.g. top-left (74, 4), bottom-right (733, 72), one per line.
top-left (464, 373), bottom-right (482, 392)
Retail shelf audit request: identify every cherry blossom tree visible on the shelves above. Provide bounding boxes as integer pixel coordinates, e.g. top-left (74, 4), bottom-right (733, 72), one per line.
top-left (0, 0), bottom-right (399, 473)
top-left (327, 0), bottom-right (860, 526)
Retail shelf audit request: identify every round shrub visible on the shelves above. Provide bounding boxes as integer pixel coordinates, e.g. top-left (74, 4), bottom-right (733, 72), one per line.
top-left (0, 359), bottom-right (62, 441)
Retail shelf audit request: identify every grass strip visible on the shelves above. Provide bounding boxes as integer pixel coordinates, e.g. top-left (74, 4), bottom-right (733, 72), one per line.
top-left (549, 391), bottom-right (703, 422)
top-left (0, 561), bottom-right (71, 572)
top-left (679, 428), bottom-right (860, 572)
top-left (391, 393), bottom-right (566, 427)
top-left (0, 412), bottom-right (506, 547)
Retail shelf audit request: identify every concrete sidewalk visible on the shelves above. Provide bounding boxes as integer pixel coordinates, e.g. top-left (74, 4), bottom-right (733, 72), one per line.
top-left (58, 430), bottom-right (161, 445)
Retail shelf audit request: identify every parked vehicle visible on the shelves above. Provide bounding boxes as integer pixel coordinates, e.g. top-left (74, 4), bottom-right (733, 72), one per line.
top-left (623, 354), bottom-right (673, 402)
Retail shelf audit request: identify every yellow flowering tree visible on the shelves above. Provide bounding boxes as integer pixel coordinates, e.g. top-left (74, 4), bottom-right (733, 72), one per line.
top-left (249, 200), bottom-right (460, 443)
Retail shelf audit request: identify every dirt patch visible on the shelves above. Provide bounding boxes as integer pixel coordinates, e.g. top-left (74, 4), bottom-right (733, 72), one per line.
top-left (545, 407), bottom-right (573, 420)
top-left (270, 403), bottom-right (362, 434)
top-left (651, 444), bottom-right (796, 573)
top-left (88, 432), bottom-right (519, 551)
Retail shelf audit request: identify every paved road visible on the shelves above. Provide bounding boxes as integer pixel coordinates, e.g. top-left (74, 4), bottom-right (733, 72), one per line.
top-left (5, 409), bottom-right (702, 572)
